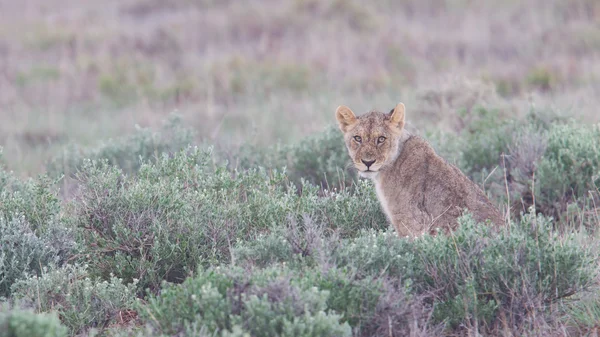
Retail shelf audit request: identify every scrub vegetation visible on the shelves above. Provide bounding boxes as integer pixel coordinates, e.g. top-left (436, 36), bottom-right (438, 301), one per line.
top-left (1, 0), bottom-right (599, 336)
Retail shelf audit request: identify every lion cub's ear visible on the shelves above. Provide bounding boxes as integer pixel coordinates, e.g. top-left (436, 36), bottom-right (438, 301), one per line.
top-left (389, 102), bottom-right (406, 130)
top-left (335, 105), bottom-right (357, 132)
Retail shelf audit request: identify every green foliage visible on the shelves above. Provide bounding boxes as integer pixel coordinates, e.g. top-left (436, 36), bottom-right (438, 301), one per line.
top-left (0, 157), bottom-right (74, 297)
top-left (235, 126), bottom-right (354, 189)
top-left (526, 66), bottom-right (559, 92)
top-left (296, 268), bottom-right (420, 336)
top-left (298, 179), bottom-right (387, 237)
top-left (536, 122), bottom-right (600, 216)
top-left (235, 209), bottom-right (596, 334)
top-left (3, 105), bottom-right (600, 336)
top-left (415, 213), bottom-right (595, 330)
top-left (430, 109), bottom-right (593, 222)
top-left (214, 57), bottom-right (317, 97)
top-left (280, 126), bottom-right (354, 188)
top-left (0, 306), bottom-right (68, 337)
top-left (70, 146), bottom-right (385, 293)
top-left (239, 210), bottom-right (596, 333)
top-left (232, 218), bottom-right (431, 336)
top-left (47, 114), bottom-right (195, 178)
top-left (0, 217), bottom-right (66, 298)
top-left (15, 66), bottom-right (61, 87)
top-left (141, 266), bottom-right (352, 337)
top-left (335, 213), bottom-right (597, 332)
top-left (565, 293), bottom-right (600, 330)
top-left (457, 107), bottom-right (512, 176)
top-left (456, 116), bottom-right (600, 223)
top-left (11, 264), bottom-right (136, 335)
top-left (433, 108), bottom-right (556, 178)
top-left (0, 169), bottom-right (61, 233)
top-left (70, 147), bottom-right (222, 293)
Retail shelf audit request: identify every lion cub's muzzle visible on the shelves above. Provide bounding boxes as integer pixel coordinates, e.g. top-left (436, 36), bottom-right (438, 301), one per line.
top-left (361, 159), bottom-right (375, 169)
top-left (356, 159), bottom-right (382, 173)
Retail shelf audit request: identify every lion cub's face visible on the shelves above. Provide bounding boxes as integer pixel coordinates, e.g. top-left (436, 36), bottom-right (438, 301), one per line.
top-left (335, 103), bottom-right (406, 178)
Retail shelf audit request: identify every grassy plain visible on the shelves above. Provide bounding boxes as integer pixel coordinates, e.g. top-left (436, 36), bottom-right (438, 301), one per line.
top-left (1, 0), bottom-right (600, 336)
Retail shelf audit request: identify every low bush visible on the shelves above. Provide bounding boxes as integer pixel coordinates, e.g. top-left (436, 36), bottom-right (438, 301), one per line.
top-left (140, 266), bottom-right (352, 337)
top-left (0, 216), bottom-right (69, 298)
top-left (438, 109), bottom-right (554, 181)
top-left (338, 213), bottom-right (597, 334)
top-left (299, 268), bottom-right (437, 336)
top-left (70, 147), bottom-right (385, 293)
top-left (11, 264), bottom-right (136, 335)
top-left (0, 305), bottom-right (68, 337)
top-left (536, 122), bottom-right (600, 218)
top-left (3, 105), bottom-right (599, 336)
top-left (0, 166), bottom-right (62, 234)
top-left (47, 114), bottom-right (195, 178)
top-left (234, 126), bottom-right (354, 189)
top-left (234, 211), bottom-right (597, 335)
top-left (69, 148), bottom-right (226, 293)
top-left (0, 153), bottom-right (74, 297)
top-left (565, 293), bottom-right (600, 332)
top-left (431, 109), bottom-right (600, 228)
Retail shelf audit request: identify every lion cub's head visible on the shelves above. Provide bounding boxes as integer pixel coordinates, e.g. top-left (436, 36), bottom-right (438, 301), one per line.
top-left (335, 103), bottom-right (406, 178)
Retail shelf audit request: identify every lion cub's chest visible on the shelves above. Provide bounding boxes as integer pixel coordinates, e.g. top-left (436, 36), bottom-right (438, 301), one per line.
top-left (374, 178), bottom-right (394, 222)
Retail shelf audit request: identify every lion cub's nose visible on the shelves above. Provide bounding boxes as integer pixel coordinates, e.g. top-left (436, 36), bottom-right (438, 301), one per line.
top-left (361, 159), bottom-right (375, 168)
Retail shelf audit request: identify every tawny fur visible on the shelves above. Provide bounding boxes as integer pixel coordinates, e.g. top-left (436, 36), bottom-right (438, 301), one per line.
top-left (336, 103), bottom-right (504, 237)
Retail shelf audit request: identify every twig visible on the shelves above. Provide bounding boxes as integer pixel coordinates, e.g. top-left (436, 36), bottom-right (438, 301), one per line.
top-left (502, 153), bottom-right (511, 226)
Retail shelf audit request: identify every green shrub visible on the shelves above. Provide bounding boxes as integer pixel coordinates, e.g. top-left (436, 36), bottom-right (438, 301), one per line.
top-left (149, 240), bottom-right (434, 337)
top-left (70, 146), bottom-right (293, 292)
top-left (0, 217), bottom-right (68, 298)
top-left (444, 109), bottom-right (550, 176)
top-left (455, 107), bottom-right (513, 176)
top-left (565, 293), bottom-right (600, 331)
top-left (0, 172), bottom-right (61, 233)
top-left (334, 213), bottom-right (597, 334)
top-left (70, 146), bottom-right (385, 293)
top-left (11, 264), bottom-right (136, 335)
top-left (233, 228), bottom-right (298, 268)
top-left (536, 122), bottom-right (600, 217)
top-left (251, 212), bottom-right (596, 334)
top-left (232, 220), bottom-right (430, 335)
top-left (429, 109), bottom-right (579, 218)
top-left (0, 306), bottom-right (68, 337)
top-left (298, 268), bottom-right (435, 336)
top-left (234, 126), bottom-right (354, 189)
top-left (141, 266), bottom-right (352, 337)
top-left (526, 66), bottom-right (559, 92)
top-left (430, 113), bottom-right (600, 228)
top-left (301, 269), bottom-right (383, 330)
top-left (47, 114), bottom-right (195, 178)
top-left (282, 126), bottom-right (354, 188)
top-left (69, 148), bottom-right (222, 293)
top-left (0, 156), bottom-right (73, 297)
top-left (460, 117), bottom-right (600, 224)
top-left (296, 179), bottom-right (387, 238)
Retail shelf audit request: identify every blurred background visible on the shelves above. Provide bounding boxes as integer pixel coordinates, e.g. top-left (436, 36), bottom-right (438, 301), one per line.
top-left (1, 0), bottom-right (599, 176)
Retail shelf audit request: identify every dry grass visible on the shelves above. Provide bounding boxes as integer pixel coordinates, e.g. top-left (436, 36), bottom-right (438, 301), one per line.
top-left (1, 0), bottom-right (599, 174)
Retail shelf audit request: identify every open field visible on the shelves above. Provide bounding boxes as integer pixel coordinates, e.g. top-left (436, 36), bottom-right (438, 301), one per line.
top-left (1, 0), bottom-right (600, 336)
top-left (1, 0), bottom-right (599, 174)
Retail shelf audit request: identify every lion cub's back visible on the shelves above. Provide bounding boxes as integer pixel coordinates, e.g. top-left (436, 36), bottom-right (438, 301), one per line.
top-left (383, 136), bottom-right (504, 235)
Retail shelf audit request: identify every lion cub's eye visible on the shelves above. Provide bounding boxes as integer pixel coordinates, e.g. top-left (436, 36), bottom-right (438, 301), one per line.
top-left (377, 136), bottom-right (386, 144)
top-left (353, 136), bottom-right (362, 143)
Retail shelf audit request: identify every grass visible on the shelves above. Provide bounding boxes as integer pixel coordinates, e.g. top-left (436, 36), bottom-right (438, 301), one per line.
top-left (1, 0), bottom-right (600, 336)
top-left (1, 0), bottom-right (600, 174)
top-left (1, 114), bottom-right (600, 336)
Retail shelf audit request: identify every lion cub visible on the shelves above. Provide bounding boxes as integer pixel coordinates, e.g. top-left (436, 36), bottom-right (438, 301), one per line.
top-left (336, 103), bottom-right (504, 236)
